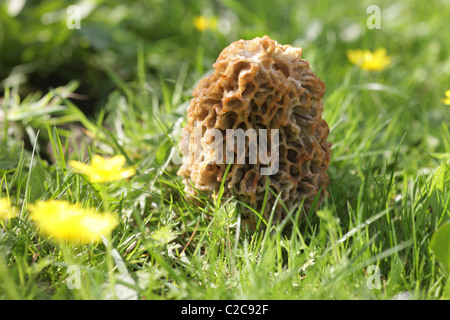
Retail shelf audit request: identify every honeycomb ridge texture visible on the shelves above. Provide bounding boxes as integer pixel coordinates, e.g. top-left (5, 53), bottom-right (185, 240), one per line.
top-left (178, 36), bottom-right (331, 230)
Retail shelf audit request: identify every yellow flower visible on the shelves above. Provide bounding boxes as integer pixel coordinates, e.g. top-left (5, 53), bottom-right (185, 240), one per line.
top-left (442, 90), bottom-right (450, 105)
top-left (29, 200), bottom-right (118, 244)
top-left (0, 198), bottom-right (17, 221)
top-left (69, 155), bottom-right (136, 183)
top-left (193, 15), bottom-right (217, 32)
top-left (347, 48), bottom-right (392, 71)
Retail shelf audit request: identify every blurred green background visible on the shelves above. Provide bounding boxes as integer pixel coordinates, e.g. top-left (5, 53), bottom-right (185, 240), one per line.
top-left (2, 0), bottom-right (449, 114)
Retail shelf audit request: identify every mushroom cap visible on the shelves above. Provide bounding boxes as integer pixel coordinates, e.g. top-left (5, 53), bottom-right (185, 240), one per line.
top-left (178, 35), bottom-right (331, 230)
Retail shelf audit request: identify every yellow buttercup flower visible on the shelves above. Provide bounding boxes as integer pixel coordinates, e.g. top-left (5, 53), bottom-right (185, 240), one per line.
top-left (29, 200), bottom-right (118, 244)
top-left (193, 15), bottom-right (217, 32)
top-left (0, 198), bottom-right (17, 221)
top-left (347, 48), bottom-right (392, 71)
top-left (69, 155), bottom-right (136, 183)
top-left (442, 90), bottom-right (450, 105)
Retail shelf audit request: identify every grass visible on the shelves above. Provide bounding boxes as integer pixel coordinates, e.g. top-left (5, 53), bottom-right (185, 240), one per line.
top-left (1, 0), bottom-right (450, 300)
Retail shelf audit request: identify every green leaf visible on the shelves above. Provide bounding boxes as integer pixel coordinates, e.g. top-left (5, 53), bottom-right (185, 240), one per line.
top-left (28, 167), bottom-right (53, 202)
top-left (155, 139), bottom-right (172, 166)
top-left (433, 163), bottom-right (450, 192)
top-left (431, 222), bottom-right (450, 274)
top-left (0, 161), bottom-right (17, 170)
top-left (427, 162), bottom-right (450, 218)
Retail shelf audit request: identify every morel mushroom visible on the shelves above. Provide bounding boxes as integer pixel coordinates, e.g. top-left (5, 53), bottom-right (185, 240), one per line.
top-left (178, 35), bottom-right (331, 230)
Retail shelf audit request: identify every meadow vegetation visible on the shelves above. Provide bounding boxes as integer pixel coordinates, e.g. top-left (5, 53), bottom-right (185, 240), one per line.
top-left (0, 0), bottom-right (450, 299)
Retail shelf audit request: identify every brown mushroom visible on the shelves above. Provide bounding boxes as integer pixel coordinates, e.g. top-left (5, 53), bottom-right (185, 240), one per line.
top-left (178, 35), bottom-right (331, 230)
